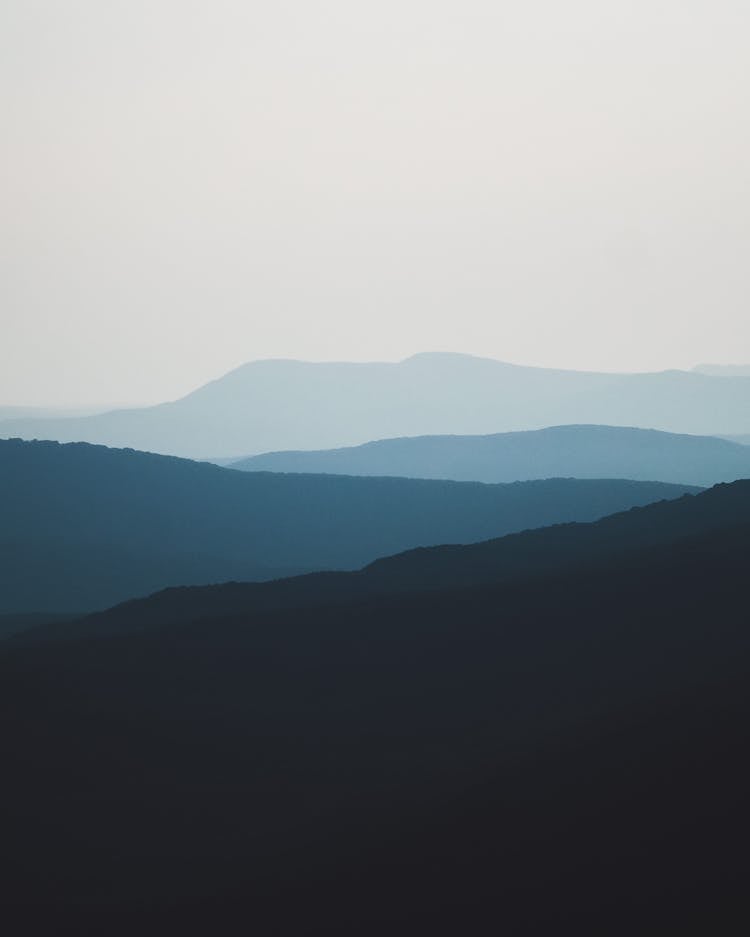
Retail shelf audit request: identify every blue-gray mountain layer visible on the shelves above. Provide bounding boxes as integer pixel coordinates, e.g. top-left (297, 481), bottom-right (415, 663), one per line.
top-left (231, 424), bottom-right (750, 488)
top-left (2, 353), bottom-right (749, 458)
top-left (63, 478), bottom-right (749, 636)
top-left (693, 363), bottom-right (750, 377)
top-left (0, 438), bottom-right (696, 614)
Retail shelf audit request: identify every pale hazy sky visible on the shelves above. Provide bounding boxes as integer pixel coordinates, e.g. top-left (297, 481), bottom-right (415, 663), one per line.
top-left (2, 1), bottom-right (749, 405)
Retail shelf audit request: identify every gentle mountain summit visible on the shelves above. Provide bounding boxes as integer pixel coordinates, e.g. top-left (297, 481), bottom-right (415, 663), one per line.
top-left (230, 424), bottom-right (750, 487)
top-left (0, 437), bottom-right (694, 614)
top-left (2, 353), bottom-right (750, 458)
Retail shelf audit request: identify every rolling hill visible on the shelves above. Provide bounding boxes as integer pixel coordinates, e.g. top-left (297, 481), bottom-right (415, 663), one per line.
top-left (2, 481), bottom-right (749, 934)
top-left (2, 353), bottom-right (750, 458)
top-left (0, 437), bottom-right (694, 614)
top-left (230, 424), bottom-right (750, 487)
top-left (39, 477), bottom-right (748, 639)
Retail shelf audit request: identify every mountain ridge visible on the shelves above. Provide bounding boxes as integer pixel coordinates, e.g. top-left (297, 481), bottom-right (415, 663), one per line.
top-left (229, 423), bottom-right (750, 487)
top-left (0, 437), bottom-right (693, 614)
top-left (28, 477), bottom-right (749, 642)
top-left (2, 353), bottom-right (750, 457)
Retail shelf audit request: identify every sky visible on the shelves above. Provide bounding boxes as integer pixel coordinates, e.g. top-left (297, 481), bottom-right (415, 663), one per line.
top-left (2, 0), bottom-right (749, 406)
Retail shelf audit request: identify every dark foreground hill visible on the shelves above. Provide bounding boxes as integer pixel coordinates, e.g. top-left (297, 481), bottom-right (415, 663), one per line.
top-left (231, 424), bottom-right (750, 487)
top-left (0, 438), bottom-right (694, 614)
top-left (2, 353), bottom-right (750, 458)
top-left (2, 483), bottom-right (749, 935)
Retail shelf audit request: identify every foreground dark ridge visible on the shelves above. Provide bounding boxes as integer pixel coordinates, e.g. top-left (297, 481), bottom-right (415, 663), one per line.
top-left (2, 352), bottom-right (750, 457)
top-left (230, 423), bottom-right (750, 487)
top-left (1, 482), bottom-right (749, 934)
top-left (0, 437), bottom-right (696, 615)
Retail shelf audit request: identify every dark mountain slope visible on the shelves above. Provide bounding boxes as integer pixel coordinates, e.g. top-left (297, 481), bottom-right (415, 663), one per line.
top-left (0, 438), bottom-right (692, 614)
top-left (1, 495), bottom-right (749, 934)
top-left (0, 612), bottom-right (77, 640)
top-left (231, 424), bottom-right (750, 487)
top-left (2, 353), bottom-right (750, 457)
top-left (51, 478), bottom-right (749, 639)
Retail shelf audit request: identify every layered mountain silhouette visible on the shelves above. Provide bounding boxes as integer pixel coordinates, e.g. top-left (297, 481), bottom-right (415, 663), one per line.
top-left (3, 481), bottom-right (749, 934)
top-left (0, 437), bottom-right (694, 614)
top-left (231, 424), bottom-right (750, 487)
top-left (2, 353), bottom-right (750, 458)
top-left (39, 478), bottom-right (747, 638)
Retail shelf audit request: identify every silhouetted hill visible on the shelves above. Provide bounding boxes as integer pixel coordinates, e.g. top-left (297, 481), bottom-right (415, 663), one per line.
top-left (0, 437), bottom-right (692, 614)
top-left (2, 483), bottom-right (749, 934)
top-left (2, 353), bottom-right (749, 457)
top-left (39, 478), bottom-right (747, 640)
top-left (230, 424), bottom-right (750, 487)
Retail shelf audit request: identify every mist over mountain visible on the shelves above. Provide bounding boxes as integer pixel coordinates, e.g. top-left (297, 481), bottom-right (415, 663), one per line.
top-left (0, 405), bottom-right (105, 420)
top-left (693, 363), bottom-right (750, 377)
top-left (0, 437), bottom-right (693, 615)
top-left (5, 0), bottom-right (749, 928)
top-left (4, 481), bottom-right (749, 934)
top-left (231, 424), bottom-right (750, 488)
top-left (2, 353), bottom-right (750, 458)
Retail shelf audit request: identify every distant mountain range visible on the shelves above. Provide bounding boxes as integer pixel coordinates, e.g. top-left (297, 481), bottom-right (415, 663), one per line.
top-left (4, 480), bottom-right (749, 933)
top-left (230, 424), bottom-right (750, 488)
top-left (0, 438), bottom-right (694, 614)
top-left (2, 353), bottom-right (749, 458)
